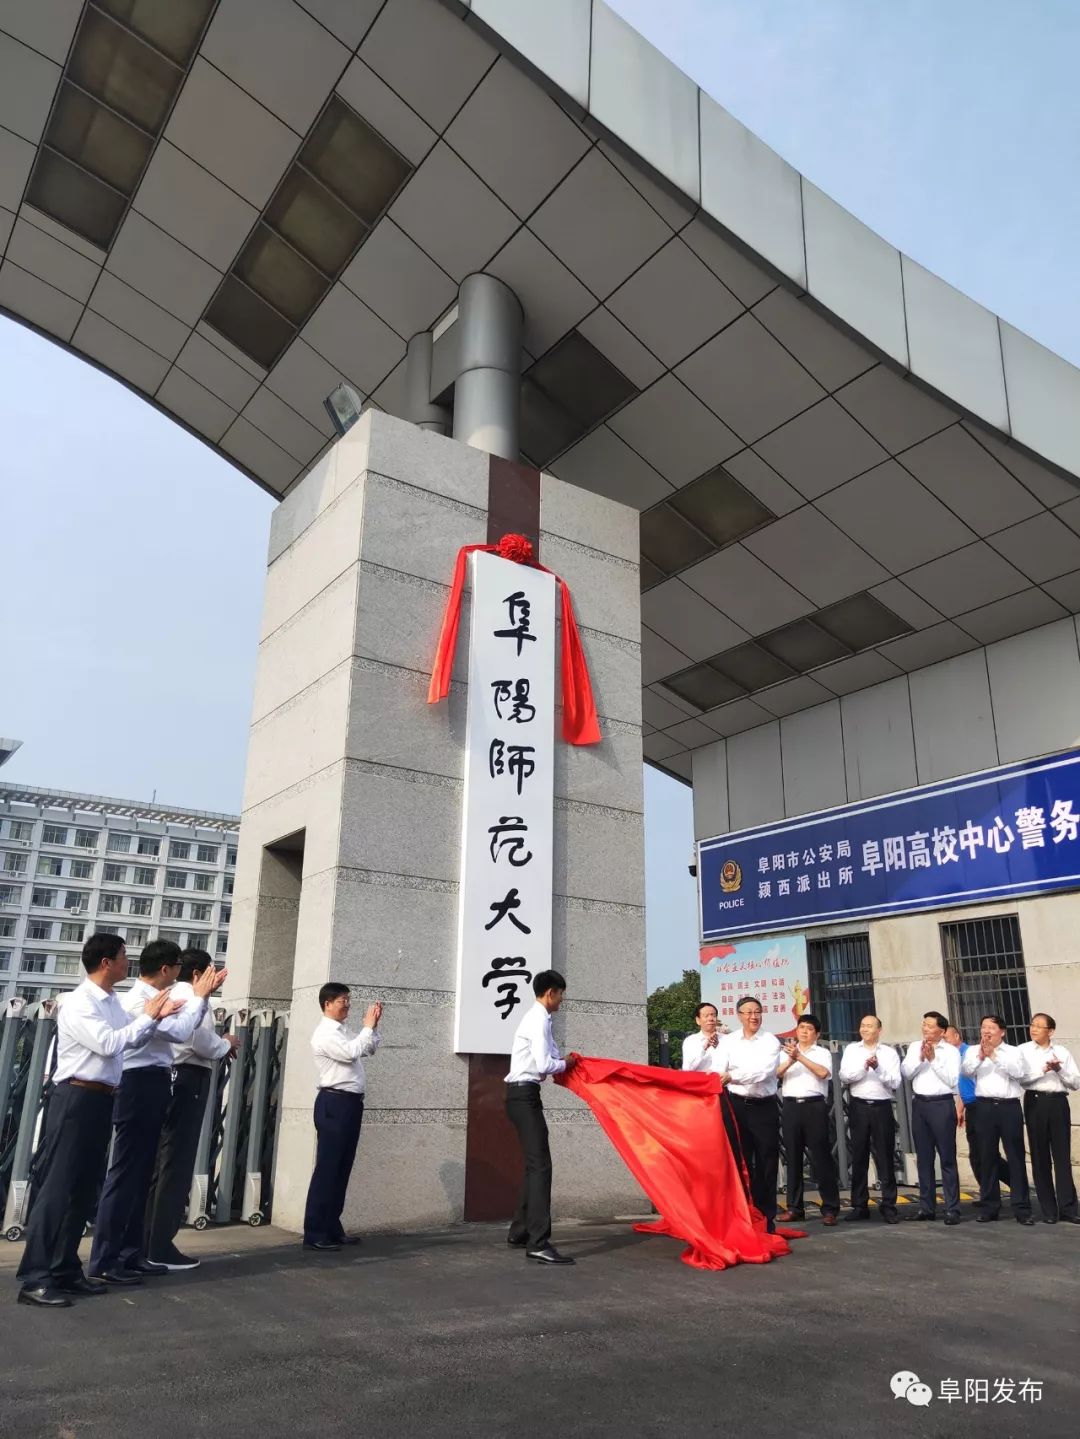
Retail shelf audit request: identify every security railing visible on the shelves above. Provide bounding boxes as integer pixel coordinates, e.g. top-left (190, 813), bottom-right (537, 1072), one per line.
top-left (0, 997), bottom-right (289, 1240)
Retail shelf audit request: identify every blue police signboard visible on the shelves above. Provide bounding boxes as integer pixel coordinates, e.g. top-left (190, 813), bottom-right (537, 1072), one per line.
top-left (699, 748), bottom-right (1080, 941)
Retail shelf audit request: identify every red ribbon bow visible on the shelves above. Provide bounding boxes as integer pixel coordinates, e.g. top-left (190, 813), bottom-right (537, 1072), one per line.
top-left (427, 533), bottom-right (601, 746)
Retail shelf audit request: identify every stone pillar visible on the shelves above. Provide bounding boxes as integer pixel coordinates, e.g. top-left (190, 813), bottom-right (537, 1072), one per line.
top-left (227, 410), bottom-right (647, 1233)
top-left (451, 273), bottom-right (522, 460)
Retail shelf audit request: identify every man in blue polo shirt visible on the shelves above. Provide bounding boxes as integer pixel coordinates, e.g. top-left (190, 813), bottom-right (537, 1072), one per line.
top-left (945, 1025), bottom-right (1008, 1192)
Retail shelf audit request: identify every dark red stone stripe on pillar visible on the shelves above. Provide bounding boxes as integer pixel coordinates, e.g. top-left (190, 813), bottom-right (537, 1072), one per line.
top-left (462, 453), bottom-right (543, 1224)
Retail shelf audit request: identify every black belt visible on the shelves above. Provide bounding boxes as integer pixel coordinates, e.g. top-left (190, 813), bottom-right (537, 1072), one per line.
top-left (1025, 1089), bottom-right (1066, 1098)
top-left (851, 1097), bottom-right (892, 1104)
top-left (784, 1096), bottom-right (826, 1104)
top-left (174, 1062), bottom-right (210, 1073)
top-left (319, 1087), bottom-right (364, 1097)
top-left (506, 1081), bottom-right (540, 1091)
top-left (913, 1093), bottom-right (953, 1102)
top-left (729, 1094), bottom-right (775, 1104)
top-left (985, 1097), bottom-right (1021, 1106)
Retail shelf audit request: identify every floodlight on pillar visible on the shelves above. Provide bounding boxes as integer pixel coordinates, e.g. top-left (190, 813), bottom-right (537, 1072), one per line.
top-left (323, 382), bottom-right (364, 437)
top-left (452, 273), bottom-right (523, 460)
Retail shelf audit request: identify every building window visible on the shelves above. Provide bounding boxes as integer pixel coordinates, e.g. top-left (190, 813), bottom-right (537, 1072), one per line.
top-left (125, 927), bottom-right (148, 947)
top-left (42, 824), bottom-right (68, 845)
top-left (226, 847), bottom-right (237, 867)
top-left (69, 859), bottom-right (93, 879)
top-left (104, 862), bottom-right (126, 883)
top-left (74, 829), bottom-right (98, 849)
top-left (54, 956), bottom-right (80, 976)
top-left (216, 933), bottom-right (228, 955)
top-left (0, 884), bottom-right (22, 905)
top-left (166, 870), bottom-right (188, 890)
top-left (107, 833), bottom-right (131, 853)
top-left (28, 920), bottom-right (53, 940)
top-left (22, 953), bottom-right (48, 973)
top-left (7, 821), bottom-right (32, 841)
top-left (192, 873), bottom-right (214, 893)
top-left (16, 986), bottom-right (42, 1002)
top-left (223, 876), bottom-right (234, 897)
top-left (59, 922), bottom-right (85, 942)
top-left (65, 892), bottom-right (88, 913)
top-left (163, 900), bottom-right (184, 920)
top-left (37, 857), bottom-right (63, 877)
top-left (941, 915), bottom-right (1031, 1046)
top-left (126, 959), bottom-right (139, 979)
top-left (170, 842), bottom-right (191, 861)
top-left (137, 837), bottom-right (160, 856)
top-left (190, 902), bottom-right (211, 923)
top-left (4, 853), bottom-right (27, 874)
top-left (0, 919), bottom-right (13, 938)
top-left (220, 905), bottom-right (231, 925)
top-left (0, 950), bottom-right (10, 971)
top-left (31, 888), bottom-right (58, 908)
top-left (159, 929), bottom-right (183, 945)
top-left (132, 867), bottom-right (156, 886)
top-left (186, 931), bottom-right (209, 951)
top-left (100, 893), bottom-right (123, 914)
top-left (807, 934), bottom-right (875, 1041)
top-left (196, 844), bottom-right (218, 864)
top-left (128, 896), bottom-right (152, 916)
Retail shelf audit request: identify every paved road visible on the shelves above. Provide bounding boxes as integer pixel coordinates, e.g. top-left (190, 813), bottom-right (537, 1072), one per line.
top-left (0, 1208), bottom-right (1075, 1438)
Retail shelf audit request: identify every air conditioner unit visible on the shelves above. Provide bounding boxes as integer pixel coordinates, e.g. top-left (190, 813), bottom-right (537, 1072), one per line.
top-left (68, 905), bottom-right (85, 915)
top-left (14, 840), bottom-right (31, 848)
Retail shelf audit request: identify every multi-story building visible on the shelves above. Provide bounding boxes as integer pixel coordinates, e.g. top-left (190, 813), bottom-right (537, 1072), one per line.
top-left (0, 782), bottom-right (238, 1003)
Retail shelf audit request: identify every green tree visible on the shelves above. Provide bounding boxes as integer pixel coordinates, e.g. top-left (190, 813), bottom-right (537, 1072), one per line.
top-left (646, 968), bottom-right (701, 1066)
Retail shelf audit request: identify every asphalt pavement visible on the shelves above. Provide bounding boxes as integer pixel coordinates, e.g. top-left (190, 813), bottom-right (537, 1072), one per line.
top-left (0, 1204), bottom-right (1075, 1439)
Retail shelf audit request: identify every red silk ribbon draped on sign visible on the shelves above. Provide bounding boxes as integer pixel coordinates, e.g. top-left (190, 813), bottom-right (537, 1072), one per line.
top-left (427, 535), bottom-right (601, 746)
top-left (557, 1057), bottom-right (804, 1270)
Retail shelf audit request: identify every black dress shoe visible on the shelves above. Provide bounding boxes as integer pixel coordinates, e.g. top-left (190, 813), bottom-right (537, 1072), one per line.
top-left (337, 1236), bottom-right (363, 1247)
top-left (843, 1209), bottom-right (869, 1222)
top-left (526, 1245), bottom-right (575, 1264)
top-left (913, 1211), bottom-right (936, 1221)
top-left (128, 1260), bottom-right (168, 1276)
top-left (90, 1271), bottom-right (143, 1286)
top-left (881, 1211), bottom-right (900, 1225)
top-left (57, 1277), bottom-right (108, 1296)
top-left (1061, 1215), bottom-right (1080, 1224)
top-left (302, 1241), bottom-right (341, 1252)
top-left (1016, 1216), bottom-right (1036, 1226)
top-left (18, 1286), bottom-right (72, 1308)
top-left (975, 1214), bottom-right (999, 1223)
top-left (506, 1236), bottom-right (528, 1248)
top-left (944, 1214), bottom-right (962, 1226)
top-left (1043, 1216), bottom-right (1058, 1225)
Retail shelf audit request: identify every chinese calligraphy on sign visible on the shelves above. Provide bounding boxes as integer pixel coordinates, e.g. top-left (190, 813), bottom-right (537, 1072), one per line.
top-left (454, 552), bottom-right (555, 1053)
top-left (699, 748), bottom-right (1080, 942)
top-left (700, 934), bottom-right (811, 1036)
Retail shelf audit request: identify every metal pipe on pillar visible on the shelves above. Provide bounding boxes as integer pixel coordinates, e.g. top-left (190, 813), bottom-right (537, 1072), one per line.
top-left (452, 273), bottom-right (523, 461)
top-left (403, 331), bottom-right (450, 435)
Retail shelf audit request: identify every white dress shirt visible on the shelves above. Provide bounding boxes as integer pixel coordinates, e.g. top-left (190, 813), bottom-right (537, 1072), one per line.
top-left (681, 1032), bottom-right (726, 1074)
top-left (170, 980), bottom-right (232, 1069)
top-left (53, 978), bottom-right (157, 1087)
top-left (780, 1043), bottom-right (833, 1099)
top-left (960, 1041), bottom-right (1026, 1098)
top-left (717, 1029), bottom-right (782, 1097)
top-left (1017, 1040), bottom-right (1080, 1094)
top-left (506, 1002), bottom-right (565, 1084)
top-left (840, 1041), bottom-right (902, 1099)
top-left (311, 1016), bottom-right (380, 1094)
top-left (121, 979), bottom-right (207, 1072)
top-left (901, 1038), bottom-right (960, 1096)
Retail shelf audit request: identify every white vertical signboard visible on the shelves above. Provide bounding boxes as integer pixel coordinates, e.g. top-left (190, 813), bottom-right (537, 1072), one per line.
top-left (454, 550), bottom-right (556, 1054)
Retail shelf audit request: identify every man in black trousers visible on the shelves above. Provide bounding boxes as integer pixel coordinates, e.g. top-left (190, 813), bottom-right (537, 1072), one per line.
top-left (1019, 1013), bottom-right (1080, 1224)
top-left (302, 983), bottom-right (382, 1251)
top-left (89, 940), bottom-right (225, 1283)
top-left (960, 1014), bottom-right (1035, 1225)
top-left (717, 996), bottom-right (783, 1232)
top-left (505, 970), bottom-right (579, 1264)
top-left (902, 1011), bottom-right (962, 1224)
top-left (776, 1013), bottom-right (841, 1225)
top-left (839, 1015), bottom-right (902, 1223)
top-left (145, 949), bottom-right (240, 1269)
top-left (16, 933), bottom-right (183, 1307)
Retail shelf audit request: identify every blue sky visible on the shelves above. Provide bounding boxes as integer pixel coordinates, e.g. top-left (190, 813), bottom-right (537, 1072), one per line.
top-left (2, 0), bottom-right (1077, 991)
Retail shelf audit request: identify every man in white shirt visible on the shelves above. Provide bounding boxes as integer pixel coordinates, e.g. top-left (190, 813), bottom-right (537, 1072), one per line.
top-left (776, 1013), bottom-right (840, 1225)
top-left (902, 1010), bottom-right (962, 1225)
top-left (960, 1013), bottom-right (1034, 1224)
top-left (681, 1001), bottom-right (726, 1072)
top-left (89, 939), bottom-right (225, 1284)
top-left (717, 995), bottom-right (782, 1232)
top-left (146, 948), bottom-right (241, 1269)
top-left (505, 968), bottom-right (579, 1264)
top-left (839, 1015), bottom-right (901, 1223)
top-left (302, 982), bottom-right (382, 1252)
top-left (15, 932), bottom-right (184, 1308)
top-left (1019, 1012), bottom-right (1079, 1224)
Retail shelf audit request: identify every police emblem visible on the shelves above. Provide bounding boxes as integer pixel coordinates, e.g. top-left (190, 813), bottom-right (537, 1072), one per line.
top-left (720, 860), bottom-right (742, 893)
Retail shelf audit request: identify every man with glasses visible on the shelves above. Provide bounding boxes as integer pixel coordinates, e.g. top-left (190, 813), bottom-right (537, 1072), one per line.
top-left (716, 995), bottom-right (782, 1232)
top-left (1018, 1013), bottom-right (1080, 1224)
top-left (89, 939), bottom-right (225, 1284)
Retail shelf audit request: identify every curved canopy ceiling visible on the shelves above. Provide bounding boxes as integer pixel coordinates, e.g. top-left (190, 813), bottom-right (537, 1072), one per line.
top-left (3, 0), bottom-right (1080, 781)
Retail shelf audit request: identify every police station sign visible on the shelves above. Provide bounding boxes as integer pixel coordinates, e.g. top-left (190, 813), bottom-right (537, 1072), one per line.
top-left (699, 748), bottom-right (1080, 941)
top-left (454, 551), bottom-right (556, 1053)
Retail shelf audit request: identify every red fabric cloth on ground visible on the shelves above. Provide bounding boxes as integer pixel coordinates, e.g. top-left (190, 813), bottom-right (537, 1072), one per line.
top-left (557, 1057), bottom-right (804, 1270)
